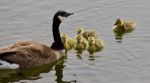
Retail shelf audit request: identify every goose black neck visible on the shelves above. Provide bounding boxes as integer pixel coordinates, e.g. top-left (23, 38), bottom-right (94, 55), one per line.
top-left (51, 16), bottom-right (64, 50)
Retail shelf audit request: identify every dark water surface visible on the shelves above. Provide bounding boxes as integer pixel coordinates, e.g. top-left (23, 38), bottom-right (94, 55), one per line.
top-left (0, 0), bottom-right (150, 83)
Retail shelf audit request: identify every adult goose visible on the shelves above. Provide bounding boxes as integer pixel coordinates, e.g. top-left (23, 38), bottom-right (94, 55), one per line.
top-left (0, 11), bottom-right (73, 69)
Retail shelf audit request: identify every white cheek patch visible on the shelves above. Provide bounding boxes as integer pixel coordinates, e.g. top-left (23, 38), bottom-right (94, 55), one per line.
top-left (58, 16), bottom-right (67, 22)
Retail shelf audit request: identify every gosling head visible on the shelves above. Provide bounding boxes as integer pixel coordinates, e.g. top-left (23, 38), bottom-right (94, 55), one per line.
top-left (77, 27), bottom-right (84, 34)
top-left (61, 33), bottom-right (68, 42)
top-left (76, 34), bottom-right (83, 43)
top-left (54, 10), bottom-right (74, 22)
top-left (114, 18), bottom-right (123, 26)
top-left (88, 37), bottom-right (95, 45)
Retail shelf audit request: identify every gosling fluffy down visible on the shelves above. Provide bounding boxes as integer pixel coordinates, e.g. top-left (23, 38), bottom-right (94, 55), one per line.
top-left (77, 27), bottom-right (98, 40)
top-left (87, 37), bottom-right (104, 53)
top-left (74, 34), bottom-right (88, 53)
top-left (61, 33), bottom-right (75, 50)
top-left (113, 18), bottom-right (136, 33)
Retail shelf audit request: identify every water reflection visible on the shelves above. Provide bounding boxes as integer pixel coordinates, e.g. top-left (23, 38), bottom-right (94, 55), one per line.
top-left (55, 58), bottom-right (77, 83)
top-left (0, 62), bottom-right (55, 83)
top-left (76, 53), bottom-right (83, 60)
top-left (114, 31), bottom-right (125, 42)
top-left (0, 57), bottom-right (77, 83)
top-left (87, 47), bottom-right (104, 55)
top-left (88, 55), bottom-right (95, 61)
top-left (75, 50), bottom-right (103, 61)
top-left (113, 29), bottom-right (135, 42)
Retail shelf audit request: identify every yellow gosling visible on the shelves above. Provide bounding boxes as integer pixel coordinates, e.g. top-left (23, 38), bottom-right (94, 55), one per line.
top-left (74, 34), bottom-right (88, 53)
top-left (61, 33), bottom-right (75, 53)
top-left (87, 37), bottom-right (104, 54)
top-left (77, 27), bottom-right (98, 40)
top-left (113, 18), bottom-right (136, 33)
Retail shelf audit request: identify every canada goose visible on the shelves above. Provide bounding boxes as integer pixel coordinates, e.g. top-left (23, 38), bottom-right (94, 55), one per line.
top-left (113, 18), bottom-right (136, 33)
top-left (74, 34), bottom-right (88, 53)
top-left (87, 37), bottom-right (104, 54)
top-left (0, 11), bottom-right (73, 69)
top-left (77, 27), bottom-right (98, 40)
top-left (61, 33), bottom-right (75, 53)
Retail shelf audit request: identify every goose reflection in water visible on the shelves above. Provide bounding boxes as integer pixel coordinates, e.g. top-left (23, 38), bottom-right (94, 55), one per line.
top-left (55, 59), bottom-right (77, 83)
top-left (0, 61), bottom-right (55, 82)
top-left (0, 57), bottom-right (77, 83)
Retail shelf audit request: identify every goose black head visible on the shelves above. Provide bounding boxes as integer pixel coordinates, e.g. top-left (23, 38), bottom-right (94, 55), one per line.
top-left (54, 10), bottom-right (74, 22)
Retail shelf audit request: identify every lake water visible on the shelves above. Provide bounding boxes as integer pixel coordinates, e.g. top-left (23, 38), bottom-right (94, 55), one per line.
top-left (0, 0), bottom-right (150, 83)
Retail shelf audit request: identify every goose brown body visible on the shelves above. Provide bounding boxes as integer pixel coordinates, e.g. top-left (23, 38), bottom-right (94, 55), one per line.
top-left (0, 40), bottom-right (64, 68)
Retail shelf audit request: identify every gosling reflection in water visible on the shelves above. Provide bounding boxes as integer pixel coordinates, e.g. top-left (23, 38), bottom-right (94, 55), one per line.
top-left (114, 31), bottom-right (125, 42)
top-left (88, 55), bottom-right (95, 61)
top-left (113, 29), bottom-right (135, 42)
top-left (113, 18), bottom-right (136, 42)
top-left (76, 53), bottom-right (83, 60)
top-left (75, 54), bottom-right (102, 62)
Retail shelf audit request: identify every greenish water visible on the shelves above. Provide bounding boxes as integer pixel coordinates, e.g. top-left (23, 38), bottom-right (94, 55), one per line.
top-left (0, 0), bottom-right (150, 83)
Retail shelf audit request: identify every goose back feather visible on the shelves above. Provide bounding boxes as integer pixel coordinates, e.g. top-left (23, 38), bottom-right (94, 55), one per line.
top-left (0, 40), bottom-right (64, 68)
